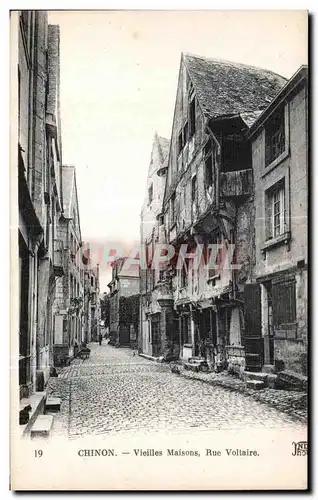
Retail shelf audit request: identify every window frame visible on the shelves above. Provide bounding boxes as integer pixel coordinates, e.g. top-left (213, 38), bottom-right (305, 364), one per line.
top-left (272, 184), bottom-right (285, 238)
top-left (265, 105), bottom-right (286, 167)
top-left (177, 121), bottom-right (189, 156)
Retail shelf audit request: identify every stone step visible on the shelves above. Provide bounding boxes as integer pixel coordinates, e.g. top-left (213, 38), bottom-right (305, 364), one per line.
top-left (30, 415), bottom-right (53, 439)
top-left (19, 392), bottom-right (46, 438)
top-left (183, 362), bottom-right (200, 373)
top-left (246, 380), bottom-right (265, 390)
top-left (243, 371), bottom-right (268, 383)
top-left (45, 397), bottom-right (61, 412)
top-left (262, 364), bottom-right (276, 374)
top-left (276, 370), bottom-right (308, 391)
top-left (266, 373), bottom-right (278, 389)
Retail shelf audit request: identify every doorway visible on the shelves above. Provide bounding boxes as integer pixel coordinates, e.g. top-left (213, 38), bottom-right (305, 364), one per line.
top-left (151, 316), bottom-right (161, 357)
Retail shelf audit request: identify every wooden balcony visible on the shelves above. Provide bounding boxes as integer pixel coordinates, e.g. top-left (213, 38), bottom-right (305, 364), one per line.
top-left (53, 239), bottom-right (65, 277)
top-left (220, 168), bottom-right (253, 198)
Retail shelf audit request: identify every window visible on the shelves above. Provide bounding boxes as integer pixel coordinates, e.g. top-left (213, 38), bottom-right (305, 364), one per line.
top-left (148, 184), bottom-right (153, 205)
top-left (266, 180), bottom-right (285, 239)
top-left (205, 138), bottom-right (215, 189)
top-left (159, 269), bottom-right (165, 281)
top-left (206, 234), bottom-right (222, 280)
top-left (191, 175), bottom-right (197, 203)
top-left (177, 122), bottom-right (188, 155)
top-left (189, 98), bottom-right (196, 138)
top-left (272, 278), bottom-right (297, 338)
top-left (158, 214), bottom-right (164, 226)
top-left (265, 106), bottom-right (285, 166)
top-left (273, 188), bottom-right (284, 237)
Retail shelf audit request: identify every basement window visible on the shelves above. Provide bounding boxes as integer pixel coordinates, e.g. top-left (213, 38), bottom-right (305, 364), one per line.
top-left (265, 106), bottom-right (285, 166)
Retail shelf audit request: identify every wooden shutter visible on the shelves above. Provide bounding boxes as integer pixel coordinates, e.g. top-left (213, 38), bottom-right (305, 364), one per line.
top-left (244, 283), bottom-right (262, 339)
top-left (272, 278), bottom-right (296, 326)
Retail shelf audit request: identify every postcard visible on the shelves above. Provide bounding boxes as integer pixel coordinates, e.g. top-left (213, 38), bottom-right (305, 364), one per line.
top-left (10, 9), bottom-right (308, 491)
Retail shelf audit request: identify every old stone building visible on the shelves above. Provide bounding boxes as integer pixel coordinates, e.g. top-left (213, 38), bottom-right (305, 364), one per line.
top-left (247, 66), bottom-right (308, 375)
top-left (53, 165), bottom-right (84, 364)
top-left (156, 53), bottom-right (287, 371)
top-left (108, 257), bottom-right (140, 346)
top-left (17, 12), bottom-right (65, 396)
top-left (140, 133), bottom-right (170, 357)
top-left (82, 244), bottom-right (101, 344)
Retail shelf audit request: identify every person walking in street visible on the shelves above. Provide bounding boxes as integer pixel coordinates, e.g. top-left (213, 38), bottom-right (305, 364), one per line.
top-left (99, 333), bottom-right (102, 346)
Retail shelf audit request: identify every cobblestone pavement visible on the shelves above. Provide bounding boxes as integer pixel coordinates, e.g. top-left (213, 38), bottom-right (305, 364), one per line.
top-left (47, 342), bottom-right (307, 439)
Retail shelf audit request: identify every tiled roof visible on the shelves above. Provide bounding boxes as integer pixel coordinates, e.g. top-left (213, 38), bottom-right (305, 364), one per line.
top-left (183, 53), bottom-right (287, 120)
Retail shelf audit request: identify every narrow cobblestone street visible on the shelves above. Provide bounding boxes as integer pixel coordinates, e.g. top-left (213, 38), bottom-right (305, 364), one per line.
top-left (47, 342), bottom-right (306, 439)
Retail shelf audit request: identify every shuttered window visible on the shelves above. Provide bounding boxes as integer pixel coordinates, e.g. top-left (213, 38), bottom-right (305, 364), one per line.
top-left (272, 278), bottom-right (296, 326)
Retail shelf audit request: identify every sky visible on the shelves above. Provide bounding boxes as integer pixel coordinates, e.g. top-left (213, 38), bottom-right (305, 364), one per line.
top-left (47, 10), bottom-right (308, 291)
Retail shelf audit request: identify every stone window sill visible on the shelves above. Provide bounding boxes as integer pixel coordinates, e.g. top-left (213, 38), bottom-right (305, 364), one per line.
top-left (261, 231), bottom-right (291, 253)
top-left (261, 149), bottom-right (289, 178)
top-left (183, 344), bottom-right (193, 349)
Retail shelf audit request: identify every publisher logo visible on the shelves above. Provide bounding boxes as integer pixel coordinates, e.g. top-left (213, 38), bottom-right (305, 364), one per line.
top-left (292, 441), bottom-right (308, 456)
